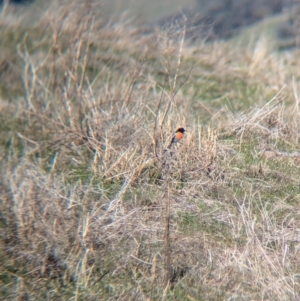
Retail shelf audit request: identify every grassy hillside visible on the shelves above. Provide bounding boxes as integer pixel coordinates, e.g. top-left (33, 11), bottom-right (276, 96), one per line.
top-left (1, 1), bottom-right (300, 300)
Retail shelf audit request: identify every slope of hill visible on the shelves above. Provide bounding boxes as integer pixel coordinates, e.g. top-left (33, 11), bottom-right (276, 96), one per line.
top-left (1, 1), bottom-right (300, 300)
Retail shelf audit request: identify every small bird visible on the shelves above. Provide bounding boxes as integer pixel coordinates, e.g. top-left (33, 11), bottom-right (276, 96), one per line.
top-left (166, 127), bottom-right (186, 149)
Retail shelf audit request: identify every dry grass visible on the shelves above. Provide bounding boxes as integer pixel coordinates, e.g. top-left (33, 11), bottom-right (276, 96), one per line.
top-left (2, 1), bottom-right (300, 300)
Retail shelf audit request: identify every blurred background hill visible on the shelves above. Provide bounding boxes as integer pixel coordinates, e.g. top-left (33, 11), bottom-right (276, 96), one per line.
top-left (6, 0), bottom-right (299, 46)
top-left (99, 0), bottom-right (300, 48)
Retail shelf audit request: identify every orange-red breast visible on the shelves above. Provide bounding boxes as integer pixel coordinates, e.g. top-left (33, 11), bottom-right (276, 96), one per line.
top-left (167, 127), bottom-right (185, 149)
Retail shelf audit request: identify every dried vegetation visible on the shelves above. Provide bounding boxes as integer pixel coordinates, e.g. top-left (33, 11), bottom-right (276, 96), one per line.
top-left (2, 1), bottom-right (300, 300)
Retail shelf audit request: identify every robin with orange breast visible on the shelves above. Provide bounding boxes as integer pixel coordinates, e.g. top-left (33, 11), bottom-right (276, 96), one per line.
top-left (166, 127), bottom-right (186, 149)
